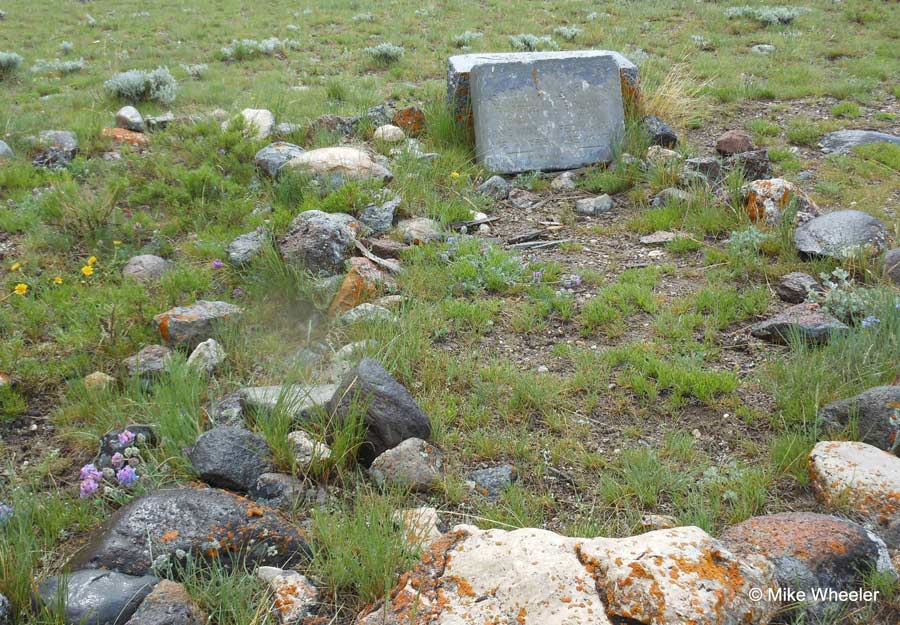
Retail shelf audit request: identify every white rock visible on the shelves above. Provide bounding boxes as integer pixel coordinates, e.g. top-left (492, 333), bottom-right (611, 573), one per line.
top-left (575, 194), bottom-right (613, 215)
top-left (287, 430), bottom-right (332, 468)
top-left (645, 144), bottom-right (682, 164)
top-left (550, 171), bottom-right (577, 190)
top-left (283, 146), bottom-right (393, 184)
top-left (115, 106), bottom-right (144, 132)
top-left (337, 303), bottom-right (396, 325)
top-left (374, 124), bottom-right (405, 143)
top-left (222, 109), bottom-right (275, 140)
top-left (393, 507), bottom-right (443, 548)
top-left (256, 567), bottom-right (317, 624)
top-left (187, 338), bottom-right (226, 373)
top-left (241, 384), bottom-right (336, 420)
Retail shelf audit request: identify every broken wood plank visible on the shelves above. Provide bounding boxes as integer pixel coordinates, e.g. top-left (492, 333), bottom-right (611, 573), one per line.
top-left (507, 238), bottom-right (574, 250)
top-left (505, 229), bottom-right (546, 245)
top-left (355, 240), bottom-right (402, 273)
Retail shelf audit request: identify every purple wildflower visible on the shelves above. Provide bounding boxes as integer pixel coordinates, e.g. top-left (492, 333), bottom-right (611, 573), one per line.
top-left (116, 466), bottom-right (138, 487)
top-left (211, 259), bottom-right (224, 269)
top-left (79, 463), bottom-right (103, 482)
top-left (861, 315), bottom-right (880, 328)
top-left (80, 478), bottom-right (99, 498)
top-left (117, 430), bottom-right (135, 446)
top-left (110, 452), bottom-right (125, 469)
top-left (532, 270), bottom-right (543, 283)
top-left (0, 502), bottom-right (12, 525)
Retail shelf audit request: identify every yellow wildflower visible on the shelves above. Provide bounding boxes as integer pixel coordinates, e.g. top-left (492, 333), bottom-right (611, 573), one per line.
top-left (54, 276), bottom-right (63, 284)
top-left (87, 256), bottom-right (97, 266)
top-left (9, 262), bottom-right (21, 272)
top-left (81, 265), bottom-right (94, 277)
top-left (450, 171), bottom-right (461, 179)
top-left (113, 240), bottom-right (122, 246)
top-left (13, 283), bottom-right (28, 296)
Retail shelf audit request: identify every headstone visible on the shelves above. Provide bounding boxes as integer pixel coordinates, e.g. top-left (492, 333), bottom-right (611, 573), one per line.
top-left (470, 54), bottom-right (625, 173)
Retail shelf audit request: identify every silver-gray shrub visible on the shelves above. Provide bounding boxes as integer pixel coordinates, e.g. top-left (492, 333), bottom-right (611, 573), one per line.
top-left (104, 66), bottom-right (177, 104)
top-left (0, 51), bottom-right (24, 77)
top-left (724, 6), bottom-right (809, 25)
top-left (363, 43), bottom-right (405, 64)
top-left (553, 26), bottom-right (582, 42)
top-left (508, 34), bottom-right (559, 51)
top-left (31, 58), bottom-right (87, 75)
top-left (220, 38), bottom-right (301, 61)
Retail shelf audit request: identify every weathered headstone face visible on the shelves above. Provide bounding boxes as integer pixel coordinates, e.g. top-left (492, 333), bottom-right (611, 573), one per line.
top-left (470, 54), bottom-right (625, 174)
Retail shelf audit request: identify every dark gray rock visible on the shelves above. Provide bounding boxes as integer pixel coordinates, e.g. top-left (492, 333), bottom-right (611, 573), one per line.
top-left (36, 570), bottom-right (158, 625)
top-left (683, 156), bottom-right (721, 181)
top-left (884, 248), bottom-right (900, 286)
top-left (278, 210), bottom-right (358, 277)
top-left (327, 358), bottom-right (431, 466)
top-left (359, 194), bottom-right (401, 234)
top-left (820, 130), bottom-right (900, 155)
top-left (369, 438), bottom-right (443, 491)
top-left (152, 301), bottom-right (242, 349)
top-left (794, 210), bottom-right (887, 259)
top-left (33, 130), bottom-right (78, 168)
top-left (750, 303), bottom-right (848, 344)
top-left (726, 149), bottom-right (771, 182)
top-left (0, 140), bottom-right (13, 160)
top-left (249, 473), bottom-right (304, 510)
top-left (96, 425), bottom-right (156, 470)
top-left (227, 230), bottom-right (266, 266)
top-left (819, 386), bottom-right (900, 452)
top-left (187, 426), bottom-right (273, 492)
top-left (722, 512), bottom-right (895, 623)
top-left (467, 464), bottom-right (517, 500)
top-left (775, 272), bottom-right (823, 304)
top-left (254, 142), bottom-right (305, 177)
top-left (123, 580), bottom-right (205, 625)
top-left (123, 345), bottom-right (172, 378)
top-left (476, 175), bottom-right (510, 200)
top-left (205, 392), bottom-right (244, 426)
top-left (122, 255), bottom-right (170, 282)
top-left (116, 106), bottom-right (144, 133)
top-left (642, 115), bottom-right (677, 148)
top-left (69, 487), bottom-right (310, 576)
top-left (0, 593), bottom-right (10, 625)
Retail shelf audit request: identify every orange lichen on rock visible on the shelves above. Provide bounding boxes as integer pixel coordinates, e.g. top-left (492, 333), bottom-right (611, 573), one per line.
top-left (327, 257), bottom-right (384, 317)
top-left (101, 127), bottom-right (149, 147)
top-left (393, 106), bottom-right (427, 136)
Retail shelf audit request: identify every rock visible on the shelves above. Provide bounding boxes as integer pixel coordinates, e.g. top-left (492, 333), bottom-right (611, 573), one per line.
top-left (809, 441), bottom-right (900, 523)
top-left (186, 338), bottom-right (225, 374)
top-left (327, 257), bottom-right (386, 317)
top-left (84, 371), bottom-right (115, 392)
top-left (650, 187), bottom-right (689, 207)
top-left (328, 358), bottom-right (431, 466)
top-left (366, 238), bottom-right (410, 259)
top-left (287, 430), bottom-right (332, 469)
top-left (254, 142), bottom-right (305, 177)
top-left (374, 124), bottom-right (405, 143)
top-left (642, 115), bottom-right (677, 148)
top-left (123, 345), bottom-right (172, 377)
top-left (33, 130), bottom-right (78, 168)
top-left (715, 129), bottom-right (755, 155)
top-left (187, 426), bottom-right (273, 492)
top-left (0, 594), bottom-right (9, 625)
top-left (359, 194), bottom-right (401, 234)
top-left (575, 194), bottom-right (613, 215)
top-left (722, 512), bottom-right (895, 622)
top-left (819, 386), bottom-right (900, 452)
top-left (256, 568), bottom-right (318, 624)
top-left (370, 438), bottom-right (442, 491)
top-left (750, 302), bottom-right (848, 345)
top-left (467, 464), bottom-right (517, 500)
top-left (241, 384), bottom-right (336, 421)
top-left (153, 301), bottom-right (242, 349)
top-left (550, 171), bottom-right (577, 190)
top-left (794, 209), bottom-right (887, 259)
top-left (742, 178), bottom-right (817, 224)
top-left (507, 187), bottom-right (540, 209)
top-left (640, 513), bottom-right (677, 530)
top-left (249, 473), bottom-right (304, 510)
top-left (0, 140), bottom-right (14, 159)
top-left (69, 487), bottom-right (309, 575)
top-left (476, 175), bottom-right (509, 200)
top-left (278, 210), bottom-right (359, 277)
top-left (337, 303), bottom-right (395, 325)
top-left (283, 146), bottom-right (393, 187)
top-left (36, 570), bottom-right (158, 625)
top-left (448, 50), bottom-right (639, 126)
top-left (123, 255), bottom-right (170, 282)
top-left (398, 217), bottom-right (442, 245)
top-left (357, 524), bottom-right (776, 625)
top-left (123, 580), bottom-right (205, 625)
top-left (775, 271), bottom-right (823, 304)
top-left (683, 156), bottom-right (722, 180)
top-left (645, 144), bottom-right (681, 164)
top-left (95, 425), bottom-right (156, 470)
top-left (471, 54), bottom-right (624, 173)
top-left (884, 248), bottom-right (900, 286)
top-left (393, 507), bottom-right (443, 548)
top-left (726, 148), bottom-right (771, 182)
top-left (206, 392), bottom-right (244, 426)
top-left (751, 44), bottom-right (776, 54)
top-left (226, 230), bottom-right (266, 266)
top-left (639, 230), bottom-right (677, 245)
top-left (820, 129), bottom-right (900, 155)
top-left (101, 128), bottom-right (149, 147)
top-left (145, 112), bottom-right (174, 132)
top-left (223, 109), bottom-right (275, 140)
top-left (273, 122), bottom-right (302, 137)
top-left (393, 106), bottom-right (427, 137)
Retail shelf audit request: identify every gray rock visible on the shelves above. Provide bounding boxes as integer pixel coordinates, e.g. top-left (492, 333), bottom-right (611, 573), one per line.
top-left (282, 147), bottom-right (393, 188)
top-left (819, 386), bottom-right (900, 452)
top-left (722, 512), bottom-right (895, 623)
top-left (683, 156), bottom-right (721, 181)
top-left (794, 210), bottom-right (887, 259)
top-left (95, 425), bottom-right (156, 470)
top-left (883, 248), bottom-right (900, 286)
top-left (715, 129), bottom-right (754, 156)
top-left (278, 210), bottom-right (358, 276)
top-left (507, 187), bottom-right (540, 209)
top-left (642, 115), bottom-right (677, 148)
top-left (186, 338), bottom-right (225, 373)
top-left (751, 44), bottom-right (776, 54)
top-left (476, 175), bottom-right (510, 200)
top-left (226, 230), bottom-right (266, 266)
top-left (36, 570), bottom-right (158, 625)
top-left (726, 149), bottom-right (771, 182)
top-left (575, 194), bottom-right (613, 215)
top-left (249, 473), bottom-right (304, 510)
top-left (0, 593), bottom-right (11, 625)
top-left (33, 130), bottom-right (78, 168)
top-left (750, 303), bottom-right (848, 345)
top-left (639, 231), bottom-right (677, 245)
top-left (470, 54), bottom-right (625, 173)
top-left (337, 303), bottom-right (396, 325)
top-left (467, 464), bottom-right (517, 500)
top-left (359, 194), bottom-right (401, 234)
top-left (153, 300), bottom-right (242, 349)
top-left (288, 430), bottom-right (331, 469)
top-left (254, 142), bottom-right (305, 177)
top-left (398, 217), bottom-right (442, 245)
top-left (369, 438), bottom-right (442, 491)
top-left (775, 272), bottom-right (824, 304)
top-left (550, 171), bottom-right (577, 190)
top-left (187, 426), bottom-right (273, 492)
top-left (206, 392), bottom-right (244, 426)
top-left (820, 130), bottom-right (900, 155)
top-left (145, 112), bottom-right (174, 132)
top-left (327, 358), bottom-right (431, 466)
top-left (69, 487), bottom-right (310, 575)
top-left (122, 255), bottom-right (170, 282)
top-left (240, 384), bottom-right (336, 421)
top-left (123, 345), bottom-right (172, 377)
top-left (123, 580), bottom-right (205, 625)
top-left (0, 140), bottom-right (13, 159)
top-left (650, 188), bottom-right (689, 208)
top-left (116, 106), bottom-right (144, 132)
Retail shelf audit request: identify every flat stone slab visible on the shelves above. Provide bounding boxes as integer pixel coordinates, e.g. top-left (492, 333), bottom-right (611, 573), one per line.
top-left (750, 302), bottom-right (848, 345)
top-left (470, 54), bottom-right (625, 174)
top-left (820, 129), bottom-right (900, 155)
top-left (794, 209), bottom-right (887, 259)
top-left (241, 384), bottom-right (336, 420)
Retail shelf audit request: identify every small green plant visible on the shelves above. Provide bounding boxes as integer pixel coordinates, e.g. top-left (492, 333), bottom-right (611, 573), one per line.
top-left (58, 41), bottom-right (74, 55)
top-left (104, 67), bottom-right (178, 104)
top-left (553, 26), bottom-right (582, 42)
top-left (445, 238), bottom-right (525, 295)
top-left (810, 268), bottom-right (894, 324)
top-left (786, 117), bottom-right (822, 147)
top-left (0, 52), bottom-right (24, 78)
top-left (830, 101), bottom-right (862, 119)
top-left (364, 43), bottom-right (405, 65)
top-left (509, 34), bottom-right (559, 52)
top-left (452, 31), bottom-right (483, 48)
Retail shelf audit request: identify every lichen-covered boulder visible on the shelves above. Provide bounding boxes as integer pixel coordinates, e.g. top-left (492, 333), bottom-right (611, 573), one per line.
top-left (282, 146), bottom-right (393, 186)
top-left (794, 210), bottom-right (887, 259)
top-left (153, 300), bottom-right (242, 349)
top-left (741, 178), bottom-right (817, 224)
top-left (278, 210), bottom-right (361, 277)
